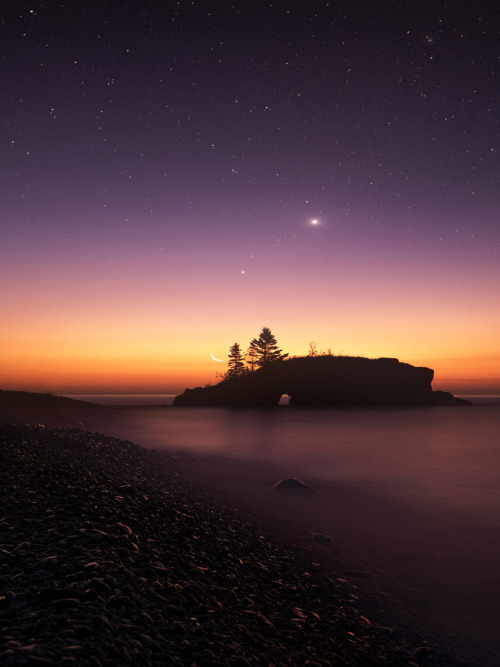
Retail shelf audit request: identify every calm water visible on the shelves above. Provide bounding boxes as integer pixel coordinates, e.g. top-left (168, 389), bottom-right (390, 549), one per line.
top-left (68, 394), bottom-right (500, 659)
top-left (70, 394), bottom-right (500, 520)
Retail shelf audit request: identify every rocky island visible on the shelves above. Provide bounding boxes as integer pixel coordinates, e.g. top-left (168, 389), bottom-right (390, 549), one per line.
top-left (174, 355), bottom-right (469, 408)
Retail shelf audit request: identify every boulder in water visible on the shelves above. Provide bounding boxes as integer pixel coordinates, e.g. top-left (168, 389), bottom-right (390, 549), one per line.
top-left (311, 532), bottom-right (334, 548)
top-left (269, 478), bottom-right (320, 497)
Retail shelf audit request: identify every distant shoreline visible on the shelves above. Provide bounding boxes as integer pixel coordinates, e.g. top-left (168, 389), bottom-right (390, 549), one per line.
top-left (64, 393), bottom-right (500, 405)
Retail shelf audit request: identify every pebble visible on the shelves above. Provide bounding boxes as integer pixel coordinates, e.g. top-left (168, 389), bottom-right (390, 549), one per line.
top-left (0, 423), bottom-right (482, 666)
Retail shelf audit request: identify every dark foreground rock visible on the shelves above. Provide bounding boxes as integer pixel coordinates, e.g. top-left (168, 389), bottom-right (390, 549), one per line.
top-left (269, 477), bottom-right (321, 497)
top-left (0, 390), bottom-right (104, 428)
top-left (0, 424), bottom-right (480, 666)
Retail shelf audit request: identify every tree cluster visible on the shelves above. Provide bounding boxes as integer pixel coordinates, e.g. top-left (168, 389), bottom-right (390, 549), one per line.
top-left (222, 327), bottom-right (288, 380)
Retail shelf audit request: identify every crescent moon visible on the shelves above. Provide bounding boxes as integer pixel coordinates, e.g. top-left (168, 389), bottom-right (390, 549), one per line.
top-left (210, 352), bottom-right (224, 362)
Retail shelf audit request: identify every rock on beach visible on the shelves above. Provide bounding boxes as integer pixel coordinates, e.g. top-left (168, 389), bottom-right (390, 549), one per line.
top-left (0, 422), bottom-right (480, 666)
top-left (269, 477), bottom-right (321, 497)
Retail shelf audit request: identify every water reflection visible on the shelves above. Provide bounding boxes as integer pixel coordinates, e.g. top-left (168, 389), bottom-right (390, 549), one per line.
top-left (95, 403), bottom-right (500, 518)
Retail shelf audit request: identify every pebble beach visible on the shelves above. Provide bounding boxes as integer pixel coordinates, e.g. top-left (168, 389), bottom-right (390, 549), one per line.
top-left (0, 394), bottom-right (489, 665)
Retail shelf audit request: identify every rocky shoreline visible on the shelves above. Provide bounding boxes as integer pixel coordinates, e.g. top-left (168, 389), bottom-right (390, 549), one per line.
top-left (0, 420), bottom-right (484, 666)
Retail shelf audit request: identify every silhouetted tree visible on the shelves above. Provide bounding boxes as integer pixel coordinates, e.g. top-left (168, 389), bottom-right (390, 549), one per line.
top-left (227, 342), bottom-right (246, 378)
top-left (245, 346), bottom-right (259, 373)
top-left (248, 327), bottom-right (288, 368)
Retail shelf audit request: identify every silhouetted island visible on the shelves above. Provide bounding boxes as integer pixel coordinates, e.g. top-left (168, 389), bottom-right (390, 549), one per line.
top-left (174, 356), bottom-right (469, 407)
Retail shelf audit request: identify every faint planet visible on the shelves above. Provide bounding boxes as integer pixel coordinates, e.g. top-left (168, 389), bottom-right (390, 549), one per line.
top-left (210, 352), bottom-right (224, 362)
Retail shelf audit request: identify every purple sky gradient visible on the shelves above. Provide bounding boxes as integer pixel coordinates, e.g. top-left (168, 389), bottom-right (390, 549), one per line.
top-left (2, 1), bottom-right (499, 393)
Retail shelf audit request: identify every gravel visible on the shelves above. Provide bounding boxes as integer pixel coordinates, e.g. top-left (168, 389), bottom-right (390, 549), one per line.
top-left (0, 423), bottom-right (478, 666)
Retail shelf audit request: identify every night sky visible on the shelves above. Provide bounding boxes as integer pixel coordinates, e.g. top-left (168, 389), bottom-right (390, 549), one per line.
top-left (2, 1), bottom-right (499, 393)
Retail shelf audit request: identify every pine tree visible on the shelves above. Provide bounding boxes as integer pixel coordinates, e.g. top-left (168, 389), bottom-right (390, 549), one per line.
top-left (248, 327), bottom-right (288, 368)
top-left (226, 342), bottom-right (246, 378)
top-left (245, 346), bottom-right (259, 373)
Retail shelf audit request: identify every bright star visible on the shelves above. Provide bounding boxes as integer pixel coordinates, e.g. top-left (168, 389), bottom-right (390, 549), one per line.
top-left (311, 219), bottom-right (319, 225)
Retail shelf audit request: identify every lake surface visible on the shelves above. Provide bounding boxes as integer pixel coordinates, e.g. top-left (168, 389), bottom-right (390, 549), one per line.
top-left (68, 394), bottom-right (500, 661)
top-left (72, 394), bottom-right (500, 518)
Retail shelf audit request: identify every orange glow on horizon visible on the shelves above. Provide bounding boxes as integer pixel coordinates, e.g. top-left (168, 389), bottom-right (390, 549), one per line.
top-left (2, 330), bottom-right (499, 395)
top-left (2, 238), bottom-right (499, 395)
top-left (2, 3), bottom-right (499, 399)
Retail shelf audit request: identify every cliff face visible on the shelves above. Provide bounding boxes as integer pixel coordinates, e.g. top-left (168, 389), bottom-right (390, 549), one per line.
top-left (173, 356), bottom-right (468, 407)
top-left (282, 356), bottom-right (434, 407)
